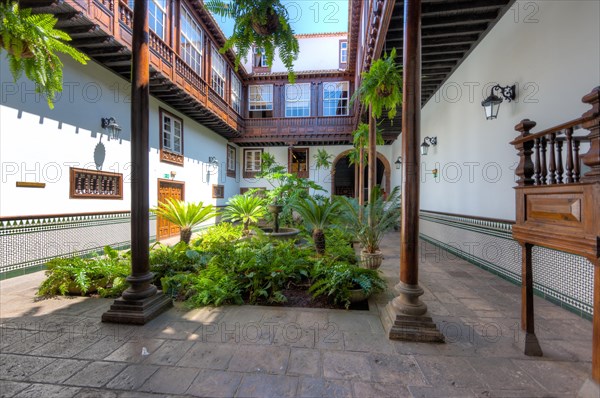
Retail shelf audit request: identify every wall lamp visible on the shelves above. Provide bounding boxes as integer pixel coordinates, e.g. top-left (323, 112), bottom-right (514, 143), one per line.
top-left (394, 156), bottom-right (402, 169)
top-left (481, 84), bottom-right (516, 120)
top-left (420, 137), bottom-right (437, 156)
top-left (101, 117), bottom-right (122, 140)
top-left (208, 156), bottom-right (218, 165)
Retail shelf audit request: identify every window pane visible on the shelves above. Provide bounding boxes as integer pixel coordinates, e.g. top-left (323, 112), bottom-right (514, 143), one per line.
top-left (231, 73), bottom-right (242, 113)
top-left (180, 6), bottom-right (203, 75)
top-left (323, 81), bottom-right (349, 116)
top-left (249, 85), bottom-right (273, 111)
top-left (211, 47), bottom-right (226, 98)
top-left (285, 83), bottom-right (311, 117)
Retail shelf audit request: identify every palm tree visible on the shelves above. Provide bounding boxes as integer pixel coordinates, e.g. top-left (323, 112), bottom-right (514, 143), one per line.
top-left (151, 199), bottom-right (217, 244)
top-left (222, 194), bottom-right (268, 236)
top-left (292, 196), bottom-right (340, 255)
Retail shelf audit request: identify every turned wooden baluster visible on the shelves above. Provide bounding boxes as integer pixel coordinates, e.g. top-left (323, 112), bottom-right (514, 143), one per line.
top-left (533, 137), bottom-right (541, 185)
top-left (514, 120), bottom-right (537, 186)
top-left (574, 140), bottom-right (581, 182)
top-left (540, 137), bottom-right (548, 185)
top-left (581, 87), bottom-right (600, 183)
top-left (565, 127), bottom-right (574, 183)
top-left (548, 133), bottom-right (557, 184)
top-left (556, 136), bottom-right (564, 184)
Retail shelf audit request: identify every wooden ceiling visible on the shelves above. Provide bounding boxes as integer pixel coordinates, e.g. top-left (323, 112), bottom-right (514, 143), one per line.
top-left (378, 0), bottom-right (515, 132)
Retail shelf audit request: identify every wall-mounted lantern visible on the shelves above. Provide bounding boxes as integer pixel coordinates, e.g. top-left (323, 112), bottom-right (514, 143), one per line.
top-left (395, 156), bottom-right (402, 169)
top-left (420, 137), bottom-right (437, 156)
top-left (481, 84), bottom-right (516, 120)
top-left (101, 117), bottom-right (122, 140)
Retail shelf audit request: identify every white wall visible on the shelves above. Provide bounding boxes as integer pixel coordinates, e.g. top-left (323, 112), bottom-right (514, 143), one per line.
top-left (238, 144), bottom-right (394, 197)
top-left (419, 0), bottom-right (600, 220)
top-left (242, 34), bottom-right (347, 73)
top-left (0, 55), bottom-right (238, 217)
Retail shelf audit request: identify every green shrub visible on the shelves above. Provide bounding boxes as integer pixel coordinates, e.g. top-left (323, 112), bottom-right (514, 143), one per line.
top-left (192, 222), bottom-right (244, 252)
top-left (324, 229), bottom-right (357, 264)
top-left (38, 246), bottom-right (130, 297)
top-left (149, 241), bottom-right (208, 283)
top-left (309, 262), bottom-right (386, 309)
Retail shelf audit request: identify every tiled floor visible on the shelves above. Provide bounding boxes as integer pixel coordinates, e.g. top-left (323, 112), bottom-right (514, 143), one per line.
top-left (0, 233), bottom-right (593, 397)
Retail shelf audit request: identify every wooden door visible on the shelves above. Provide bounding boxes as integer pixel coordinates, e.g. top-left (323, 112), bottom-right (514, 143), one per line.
top-left (157, 179), bottom-right (185, 240)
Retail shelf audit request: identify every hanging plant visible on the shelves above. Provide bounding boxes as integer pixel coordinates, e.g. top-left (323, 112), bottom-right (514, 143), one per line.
top-left (0, 2), bottom-right (89, 109)
top-left (352, 48), bottom-right (402, 120)
top-left (205, 0), bottom-right (299, 82)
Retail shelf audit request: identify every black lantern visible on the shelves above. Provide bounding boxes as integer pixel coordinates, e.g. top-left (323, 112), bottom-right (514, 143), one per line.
top-left (395, 156), bottom-right (402, 169)
top-left (101, 117), bottom-right (122, 140)
top-left (481, 84), bottom-right (516, 120)
top-left (420, 137), bottom-right (437, 156)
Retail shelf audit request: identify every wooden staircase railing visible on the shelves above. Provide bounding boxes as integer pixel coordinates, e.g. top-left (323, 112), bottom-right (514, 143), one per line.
top-left (510, 86), bottom-right (600, 390)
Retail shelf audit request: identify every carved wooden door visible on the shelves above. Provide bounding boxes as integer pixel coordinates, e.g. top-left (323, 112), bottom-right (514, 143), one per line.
top-left (157, 180), bottom-right (184, 240)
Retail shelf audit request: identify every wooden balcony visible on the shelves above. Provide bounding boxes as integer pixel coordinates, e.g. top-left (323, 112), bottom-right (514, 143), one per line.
top-left (28, 0), bottom-right (244, 138)
top-left (231, 116), bottom-right (356, 146)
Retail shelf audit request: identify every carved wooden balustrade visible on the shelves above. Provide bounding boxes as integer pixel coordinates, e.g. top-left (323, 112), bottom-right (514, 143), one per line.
top-left (510, 87), bottom-right (600, 388)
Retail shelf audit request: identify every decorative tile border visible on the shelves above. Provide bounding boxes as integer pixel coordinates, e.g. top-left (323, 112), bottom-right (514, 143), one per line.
top-left (0, 212), bottom-right (157, 279)
top-left (420, 210), bottom-right (593, 320)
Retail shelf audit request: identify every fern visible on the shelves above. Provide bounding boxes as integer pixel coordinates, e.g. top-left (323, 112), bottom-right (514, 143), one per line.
top-left (351, 48), bottom-right (402, 120)
top-left (205, 0), bottom-right (299, 82)
top-left (0, 2), bottom-right (89, 108)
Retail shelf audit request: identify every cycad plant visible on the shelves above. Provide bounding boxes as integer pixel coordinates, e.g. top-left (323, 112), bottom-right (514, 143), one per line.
top-left (222, 193), bottom-right (268, 236)
top-left (0, 2), bottom-right (89, 108)
top-left (205, 0), bottom-right (299, 82)
top-left (151, 199), bottom-right (217, 244)
top-left (292, 196), bottom-right (340, 255)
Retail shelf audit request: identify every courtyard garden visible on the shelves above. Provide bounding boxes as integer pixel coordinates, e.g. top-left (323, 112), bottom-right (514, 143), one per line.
top-left (38, 153), bottom-right (400, 310)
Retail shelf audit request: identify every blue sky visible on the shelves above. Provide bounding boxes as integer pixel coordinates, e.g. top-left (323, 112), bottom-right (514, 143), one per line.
top-left (212, 0), bottom-right (349, 36)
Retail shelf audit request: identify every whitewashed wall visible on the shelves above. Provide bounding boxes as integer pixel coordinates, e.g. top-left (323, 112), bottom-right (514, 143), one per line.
top-left (0, 56), bottom-right (238, 218)
top-left (419, 0), bottom-right (600, 220)
top-left (238, 144), bottom-right (394, 198)
top-left (242, 34), bottom-right (347, 73)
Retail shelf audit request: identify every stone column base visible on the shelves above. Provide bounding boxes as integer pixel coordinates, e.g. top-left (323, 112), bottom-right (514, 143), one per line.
top-left (102, 292), bottom-right (173, 325)
top-left (577, 378), bottom-right (600, 398)
top-left (383, 302), bottom-right (445, 342)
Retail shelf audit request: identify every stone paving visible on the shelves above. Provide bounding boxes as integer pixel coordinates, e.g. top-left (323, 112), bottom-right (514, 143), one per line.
top-left (0, 233), bottom-right (593, 397)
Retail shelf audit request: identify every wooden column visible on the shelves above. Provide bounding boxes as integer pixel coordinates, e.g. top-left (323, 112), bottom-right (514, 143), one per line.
top-left (399, 0), bottom-right (422, 289)
top-left (521, 243), bottom-right (543, 356)
top-left (368, 104), bottom-right (377, 211)
top-left (593, 260), bottom-right (599, 383)
top-left (102, 0), bottom-right (172, 324)
top-left (358, 146), bottom-right (365, 206)
top-left (385, 0), bottom-right (442, 342)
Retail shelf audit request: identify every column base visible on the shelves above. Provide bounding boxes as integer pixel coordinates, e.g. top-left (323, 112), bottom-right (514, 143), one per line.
top-left (384, 282), bottom-right (444, 343)
top-left (524, 332), bottom-right (543, 356)
top-left (577, 378), bottom-right (600, 398)
top-left (102, 292), bottom-right (173, 325)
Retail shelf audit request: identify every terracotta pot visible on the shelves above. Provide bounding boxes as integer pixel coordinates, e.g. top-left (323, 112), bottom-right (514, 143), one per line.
top-left (360, 250), bottom-right (383, 269)
top-left (267, 204), bottom-right (283, 214)
top-left (348, 288), bottom-right (368, 303)
top-left (0, 37), bottom-right (34, 58)
top-left (251, 9), bottom-right (281, 36)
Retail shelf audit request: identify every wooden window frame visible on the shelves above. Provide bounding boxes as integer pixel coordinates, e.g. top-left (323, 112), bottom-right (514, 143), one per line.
top-left (252, 46), bottom-right (271, 73)
top-left (288, 147), bottom-right (309, 178)
top-left (248, 84), bottom-right (274, 112)
top-left (211, 46), bottom-right (227, 98)
top-left (212, 184), bottom-right (224, 198)
top-left (159, 108), bottom-right (184, 166)
top-left (243, 148), bottom-right (263, 178)
top-left (69, 167), bottom-right (123, 199)
top-left (323, 81), bottom-right (350, 116)
top-left (284, 83), bottom-right (311, 118)
top-left (339, 39), bottom-right (348, 68)
top-left (226, 144), bottom-right (236, 178)
top-left (180, 4), bottom-right (204, 76)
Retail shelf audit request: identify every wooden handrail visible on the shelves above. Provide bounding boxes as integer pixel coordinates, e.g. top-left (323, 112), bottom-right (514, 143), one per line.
top-left (510, 115), bottom-right (593, 146)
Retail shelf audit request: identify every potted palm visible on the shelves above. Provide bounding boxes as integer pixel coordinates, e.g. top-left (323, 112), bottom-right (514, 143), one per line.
top-left (205, 0), bottom-right (299, 82)
top-left (338, 186), bottom-right (400, 269)
top-left (291, 196), bottom-right (340, 256)
top-left (151, 199), bottom-right (217, 244)
top-left (222, 193), bottom-right (268, 236)
top-left (0, 1), bottom-right (89, 108)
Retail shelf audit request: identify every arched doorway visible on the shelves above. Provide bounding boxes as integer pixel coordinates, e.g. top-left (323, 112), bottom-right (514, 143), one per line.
top-left (331, 150), bottom-right (391, 198)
